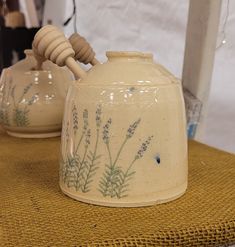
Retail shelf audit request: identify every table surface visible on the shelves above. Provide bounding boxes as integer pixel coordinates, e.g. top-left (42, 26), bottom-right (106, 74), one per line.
top-left (0, 132), bottom-right (235, 247)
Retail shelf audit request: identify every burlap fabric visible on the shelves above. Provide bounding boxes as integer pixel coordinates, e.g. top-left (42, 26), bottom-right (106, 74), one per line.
top-left (0, 132), bottom-right (234, 247)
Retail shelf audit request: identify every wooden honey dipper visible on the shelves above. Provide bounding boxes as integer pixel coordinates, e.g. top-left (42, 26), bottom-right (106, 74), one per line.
top-left (69, 33), bottom-right (100, 66)
top-left (32, 25), bottom-right (87, 79)
top-left (32, 44), bottom-right (46, 70)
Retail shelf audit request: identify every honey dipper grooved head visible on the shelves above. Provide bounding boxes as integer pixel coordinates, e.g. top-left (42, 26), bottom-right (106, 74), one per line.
top-left (33, 25), bottom-right (75, 66)
top-left (69, 33), bottom-right (96, 65)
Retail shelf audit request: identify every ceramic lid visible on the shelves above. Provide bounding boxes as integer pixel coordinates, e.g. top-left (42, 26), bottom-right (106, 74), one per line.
top-left (80, 51), bottom-right (180, 85)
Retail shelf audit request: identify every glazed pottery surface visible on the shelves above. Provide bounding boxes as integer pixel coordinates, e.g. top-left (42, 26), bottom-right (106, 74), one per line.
top-left (60, 51), bottom-right (188, 207)
top-left (0, 50), bottom-right (73, 138)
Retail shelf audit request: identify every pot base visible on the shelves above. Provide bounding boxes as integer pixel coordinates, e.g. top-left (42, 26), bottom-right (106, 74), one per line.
top-left (60, 181), bottom-right (187, 207)
top-left (7, 130), bottom-right (61, 138)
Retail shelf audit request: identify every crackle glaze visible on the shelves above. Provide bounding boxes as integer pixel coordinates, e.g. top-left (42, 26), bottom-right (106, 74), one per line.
top-left (0, 50), bottom-right (73, 138)
top-left (60, 51), bottom-right (188, 207)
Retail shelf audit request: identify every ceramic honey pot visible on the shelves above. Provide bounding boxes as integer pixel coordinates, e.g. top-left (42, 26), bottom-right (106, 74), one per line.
top-left (33, 25), bottom-right (188, 207)
top-left (0, 49), bottom-right (73, 138)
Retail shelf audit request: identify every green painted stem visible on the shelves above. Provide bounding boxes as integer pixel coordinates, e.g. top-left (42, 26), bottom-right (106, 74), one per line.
top-left (106, 142), bottom-right (113, 166)
top-left (74, 133), bottom-right (84, 155)
top-left (115, 158), bottom-right (138, 198)
top-left (125, 157), bottom-right (138, 176)
top-left (113, 137), bottom-right (128, 167)
top-left (64, 158), bottom-right (72, 185)
top-left (18, 83), bottom-right (32, 104)
top-left (17, 91), bottom-right (27, 105)
top-left (82, 129), bottom-right (100, 192)
top-left (101, 137), bottom-right (129, 196)
top-left (75, 145), bottom-right (88, 190)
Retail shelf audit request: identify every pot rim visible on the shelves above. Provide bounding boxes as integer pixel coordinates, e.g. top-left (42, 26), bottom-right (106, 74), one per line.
top-left (106, 51), bottom-right (153, 60)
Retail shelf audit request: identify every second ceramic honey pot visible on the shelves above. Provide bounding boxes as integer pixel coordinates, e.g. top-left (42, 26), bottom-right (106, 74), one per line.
top-left (33, 25), bottom-right (188, 207)
top-left (0, 49), bottom-right (73, 138)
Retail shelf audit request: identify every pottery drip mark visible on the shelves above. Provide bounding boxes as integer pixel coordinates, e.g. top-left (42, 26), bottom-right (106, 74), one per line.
top-left (99, 119), bottom-right (153, 199)
top-left (61, 104), bottom-right (102, 193)
top-left (10, 83), bottom-right (38, 127)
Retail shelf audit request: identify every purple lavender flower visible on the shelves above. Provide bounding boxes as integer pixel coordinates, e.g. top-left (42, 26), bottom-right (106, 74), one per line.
top-left (96, 104), bottom-right (102, 128)
top-left (65, 121), bottom-right (70, 144)
top-left (27, 93), bottom-right (39, 105)
top-left (126, 118), bottom-right (141, 139)
top-left (135, 135), bottom-right (153, 159)
top-left (103, 118), bottom-right (112, 144)
top-left (23, 83), bottom-right (33, 95)
top-left (85, 129), bottom-right (91, 147)
top-left (72, 104), bottom-right (78, 131)
top-left (83, 109), bottom-right (88, 133)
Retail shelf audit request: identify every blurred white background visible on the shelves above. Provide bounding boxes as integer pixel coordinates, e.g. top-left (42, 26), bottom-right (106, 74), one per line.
top-left (42, 0), bottom-right (235, 153)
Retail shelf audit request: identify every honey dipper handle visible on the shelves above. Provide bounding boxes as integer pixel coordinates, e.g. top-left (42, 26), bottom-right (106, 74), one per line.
top-left (69, 33), bottom-right (100, 66)
top-left (91, 58), bottom-right (99, 66)
top-left (32, 44), bottom-right (46, 70)
top-left (33, 25), bottom-right (87, 79)
top-left (66, 57), bottom-right (87, 79)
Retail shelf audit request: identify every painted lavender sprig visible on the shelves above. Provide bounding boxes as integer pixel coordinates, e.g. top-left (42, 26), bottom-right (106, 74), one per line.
top-left (85, 129), bottom-right (91, 148)
top-left (102, 117), bottom-right (113, 165)
top-left (13, 108), bottom-right (30, 126)
top-left (83, 109), bottom-right (88, 133)
top-left (103, 118), bottom-right (112, 144)
top-left (99, 118), bottom-right (142, 197)
top-left (22, 83), bottom-right (33, 95)
top-left (112, 118), bottom-right (141, 167)
top-left (81, 105), bottom-right (102, 193)
top-left (17, 83), bottom-right (33, 104)
top-left (10, 83), bottom-right (36, 126)
top-left (135, 135), bottom-right (154, 160)
top-left (126, 118), bottom-right (141, 139)
top-left (61, 104), bottom-right (155, 198)
top-left (115, 135), bottom-right (154, 198)
top-left (62, 108), bottom-right (90, 191)
top-left (96, 104), bottom-right (102, 129)
top-left (63, 105), bottom-right (101, 193)
top-left (65, 121), bottom-right (70, 144)
top-left (62, 155), bottom-right (80, 187)
top-left (72, 103), bottom-right (79, 134)
top-left (27, 93), bottom-right (39, 105)
top-left (1, 78), bottom-right (12, 125)
top-left (74, 109), bottom-right (89, 155)
top-left (75, 128), bottom-right (91, 190)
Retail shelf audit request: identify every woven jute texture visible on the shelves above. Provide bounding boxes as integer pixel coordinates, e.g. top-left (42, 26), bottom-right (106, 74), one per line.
top-left (0, 132), bottom-right (235, 247)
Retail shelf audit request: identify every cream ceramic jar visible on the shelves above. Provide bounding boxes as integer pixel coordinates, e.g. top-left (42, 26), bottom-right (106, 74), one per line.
top-left (60, 51), bottom-right (188, 207)
top-left (0, 50), bottom-right (72, 138)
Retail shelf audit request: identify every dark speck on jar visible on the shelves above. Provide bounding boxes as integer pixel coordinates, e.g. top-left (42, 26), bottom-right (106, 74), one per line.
top-left (155, 155), bottom-right (161, 165)
top-left (129, 87), bottom-right (135, 92)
